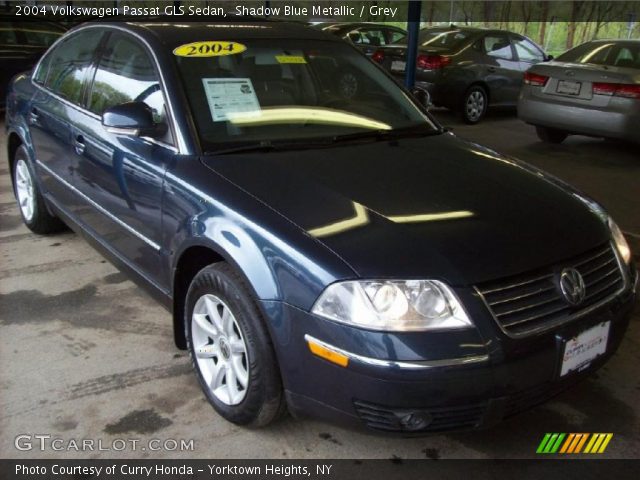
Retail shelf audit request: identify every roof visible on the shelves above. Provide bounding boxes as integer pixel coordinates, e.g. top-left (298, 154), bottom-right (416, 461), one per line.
top-left (82, 19), bottom-right (341, 50)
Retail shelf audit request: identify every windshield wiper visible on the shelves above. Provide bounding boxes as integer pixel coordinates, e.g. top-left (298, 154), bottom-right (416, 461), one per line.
top-left (329, 125), bottom-right (442, 144)
top-left (206, 139), bottom-right (335, 155)
top-left (206, 126), bottom-right (441, 155)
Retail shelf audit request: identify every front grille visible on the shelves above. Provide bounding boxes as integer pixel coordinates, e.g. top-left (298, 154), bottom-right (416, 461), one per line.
top-left (477, 243), bottom-right (624, 337)
top-left (353, 400), bottom-right (487, 433)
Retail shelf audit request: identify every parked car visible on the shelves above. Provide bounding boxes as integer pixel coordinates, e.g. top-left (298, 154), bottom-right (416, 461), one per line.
top-left (314, 22), bottom-right (406, 56)
top-left (372, 26), bottom-right (550, 123)
top-left (518, 39), bottom-right (640, 144)
top-left (0, 17), bottom-right (66, 110)
top-left (5, 21), bottom-right (636, 433)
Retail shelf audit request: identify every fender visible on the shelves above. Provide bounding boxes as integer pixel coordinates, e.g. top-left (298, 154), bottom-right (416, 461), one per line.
top-left (171, 219), bottom-right (280, 302)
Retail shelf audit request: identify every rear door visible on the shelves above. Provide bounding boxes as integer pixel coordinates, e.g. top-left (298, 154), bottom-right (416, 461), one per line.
top-left (29, 28), bottom-right (104, 207)
top-left (480, 33), bottom-right (522, 105)
top-left (70, 30), bottom-right (175, 283)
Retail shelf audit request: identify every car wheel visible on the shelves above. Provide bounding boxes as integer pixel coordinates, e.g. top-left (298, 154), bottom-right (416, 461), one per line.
top-left (535, 126), bottom-right (568, 144)
top-left (12, 145), bottom-right (65, 234)
top-left (185, 262), bottom-right (285, 427)
top-left (462, 86), bottom-right (488, 124)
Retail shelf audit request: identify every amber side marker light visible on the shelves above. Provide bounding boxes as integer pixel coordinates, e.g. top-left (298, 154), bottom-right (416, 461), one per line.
top-left (306, 337), bottom-right (349, 367)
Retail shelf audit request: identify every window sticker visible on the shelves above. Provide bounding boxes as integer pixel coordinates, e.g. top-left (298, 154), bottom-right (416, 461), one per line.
top-left (275, 55), bottom-right (307, 64)
top-left (202, 78), bottom-right (261, 122)
top-left (173, 41), bottom-right (246, 57)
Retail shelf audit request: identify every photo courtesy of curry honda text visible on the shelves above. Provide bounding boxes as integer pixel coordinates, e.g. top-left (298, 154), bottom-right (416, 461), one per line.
top-left (5, 20), bottom-right (637, 433)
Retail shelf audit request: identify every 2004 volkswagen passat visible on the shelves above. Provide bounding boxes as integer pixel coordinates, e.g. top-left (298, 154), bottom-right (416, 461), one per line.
top-left (5, 21), bottom-right (637, 433)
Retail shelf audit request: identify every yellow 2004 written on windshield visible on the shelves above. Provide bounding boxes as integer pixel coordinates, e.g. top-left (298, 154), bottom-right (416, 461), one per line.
top-left (173, 41), bottom-right (246, 57)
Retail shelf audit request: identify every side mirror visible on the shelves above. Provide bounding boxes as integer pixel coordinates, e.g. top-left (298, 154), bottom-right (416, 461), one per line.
top-left (545, 54), bottom-right (554, 62)
top-left (102, 102), bottom-right (165, 137)
top-left (412, 87), bottom-right (431, 109)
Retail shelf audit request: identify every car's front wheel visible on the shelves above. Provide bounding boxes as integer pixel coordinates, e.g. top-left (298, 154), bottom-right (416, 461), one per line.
top-left (12, 145), bottom-right (65, 234)
top-left (535, 126), bottom-right (568, 144)
top-left (462, 85), bottom-right (488, 124)
top-left (185, 263), bottom-right (285, 427)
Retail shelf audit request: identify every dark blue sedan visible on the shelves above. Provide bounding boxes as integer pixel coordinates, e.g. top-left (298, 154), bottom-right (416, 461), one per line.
top-left (5, 20), bottom-right (637, 432)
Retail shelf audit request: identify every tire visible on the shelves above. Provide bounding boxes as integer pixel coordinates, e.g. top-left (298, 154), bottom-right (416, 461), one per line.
top-left (535, 126), bottom-right (568, 144)
top-left (185, 262), bottom-right (285, 427)
top-left (461, 85), bottom-right (488, 124)
top-left (12, 145), bottom-right (65, 234)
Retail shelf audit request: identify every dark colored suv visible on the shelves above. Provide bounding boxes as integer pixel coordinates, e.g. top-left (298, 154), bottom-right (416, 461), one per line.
top-left (373, 26), bottom-right (549, 123)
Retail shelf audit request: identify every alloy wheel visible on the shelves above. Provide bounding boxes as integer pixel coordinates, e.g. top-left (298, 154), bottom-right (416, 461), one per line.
top-left (191, 294), bottom-right (249, 406)
top-left (15, 159), bottom-right (35, 222)
top-left (465, 90), bottom-right (486, 122)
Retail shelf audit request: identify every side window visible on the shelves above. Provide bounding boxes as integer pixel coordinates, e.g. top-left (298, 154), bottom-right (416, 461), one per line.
top-left (346, 30), bottom-right (366, 44)
top-left (361, 29), bottom-right (387, 47)
top-left (88, 33), bottom-right (166, 126)
top-left (389, 30), bottom-right (406, 44)
top-left (513, 37), bottom-right (545, 63)
top-left (45, 29), bottom-right (103, 104)
top-left (483, 34), bottom-right (513, 60)
top-left (613, 47), bottom-right (639, 68)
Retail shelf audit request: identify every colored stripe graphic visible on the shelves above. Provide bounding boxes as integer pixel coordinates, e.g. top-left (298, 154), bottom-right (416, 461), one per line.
top-left (538, 433), bottom-right (613, 454)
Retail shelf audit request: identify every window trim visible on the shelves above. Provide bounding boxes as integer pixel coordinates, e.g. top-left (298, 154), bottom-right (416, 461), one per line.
top-left (86, 30), bottom-right (175, 147)
top-left (31, 24), bottom-right (184, 154)
top-left (511, 34), bottom-right (546, 64)
top-left (482, 32), bottom-right (516, 61)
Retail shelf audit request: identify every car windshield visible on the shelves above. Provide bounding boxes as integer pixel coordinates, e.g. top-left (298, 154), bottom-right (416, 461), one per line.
top-left (175, 38), bottom-right (437, 152)
top-left (556, 41), bottom-right (640, 69)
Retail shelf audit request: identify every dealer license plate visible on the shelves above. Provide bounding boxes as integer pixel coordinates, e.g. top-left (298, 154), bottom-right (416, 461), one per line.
top-left (391, 60), bottom-right (406, 72)
top-left (557, 80), bottom-right (582, 95)
top-left (560, 321), bottom-right (610, 377)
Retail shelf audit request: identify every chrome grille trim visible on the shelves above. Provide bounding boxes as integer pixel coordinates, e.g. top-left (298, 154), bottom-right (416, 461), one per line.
top-left (476, 243), bottom-right (627, 338)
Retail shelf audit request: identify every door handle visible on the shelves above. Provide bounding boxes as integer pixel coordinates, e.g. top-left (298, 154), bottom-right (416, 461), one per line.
top-left (73, 135), bottom-right (86, 155)
top-left (29, 108), bottom-right (39, 123)
top-left (487, 66), bottom-right (497, 72)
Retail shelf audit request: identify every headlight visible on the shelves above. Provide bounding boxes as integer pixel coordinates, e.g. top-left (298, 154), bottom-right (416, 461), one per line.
top-left (609, 217), bottom-right (631, 265)
top-left (311, 280), bottom-right (473, 331)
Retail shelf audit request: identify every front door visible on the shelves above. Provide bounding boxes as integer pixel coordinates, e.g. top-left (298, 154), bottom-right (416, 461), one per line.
top-left (70, 31), bottom-right (176, 285)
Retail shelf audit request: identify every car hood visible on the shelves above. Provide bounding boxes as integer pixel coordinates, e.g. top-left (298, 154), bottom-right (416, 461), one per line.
top-left (200, 133), bottom-right (609, 285)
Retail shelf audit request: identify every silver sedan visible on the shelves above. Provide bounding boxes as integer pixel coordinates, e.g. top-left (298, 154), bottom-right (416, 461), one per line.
top-left (518, 39), bottom-right (640, 143)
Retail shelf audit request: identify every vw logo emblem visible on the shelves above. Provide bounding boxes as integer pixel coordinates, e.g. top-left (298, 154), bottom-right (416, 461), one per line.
top-left (559, 268), bottom-right (586, 306)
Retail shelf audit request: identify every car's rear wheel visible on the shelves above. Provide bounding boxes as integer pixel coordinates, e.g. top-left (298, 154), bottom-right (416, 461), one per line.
top-left (12, 145), bottom-right (65, 234)
top-left (535, 126), bottom-right (568, 144)
top-left (462, 86), bottom-right (488, 124)
top-left (185, 263), bottom-right (285, 427)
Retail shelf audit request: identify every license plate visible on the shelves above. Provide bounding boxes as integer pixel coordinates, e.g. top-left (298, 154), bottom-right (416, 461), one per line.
top-left (391, 60), bottom-right (406, 72)
top-left (560, 322), bottom-right (610, 377)
top-left (557, 80), bottom-right (582, 95)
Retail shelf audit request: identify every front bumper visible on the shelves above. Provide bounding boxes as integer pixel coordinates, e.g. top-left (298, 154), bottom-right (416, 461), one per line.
top-left (261, 266), bottom-right (637, 434)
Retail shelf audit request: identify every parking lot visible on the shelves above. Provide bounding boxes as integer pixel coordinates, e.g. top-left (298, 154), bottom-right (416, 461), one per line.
top-left (1, 112), bottom-right (638, 459)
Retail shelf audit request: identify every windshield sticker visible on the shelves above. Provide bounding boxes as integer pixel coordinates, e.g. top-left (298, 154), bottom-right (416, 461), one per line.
top-left (202, 78), bottom-right (261, 122)
top-left (275, 55), bottom-right (307, 64)
top-left (173, 41), bottom-right (246, 57)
